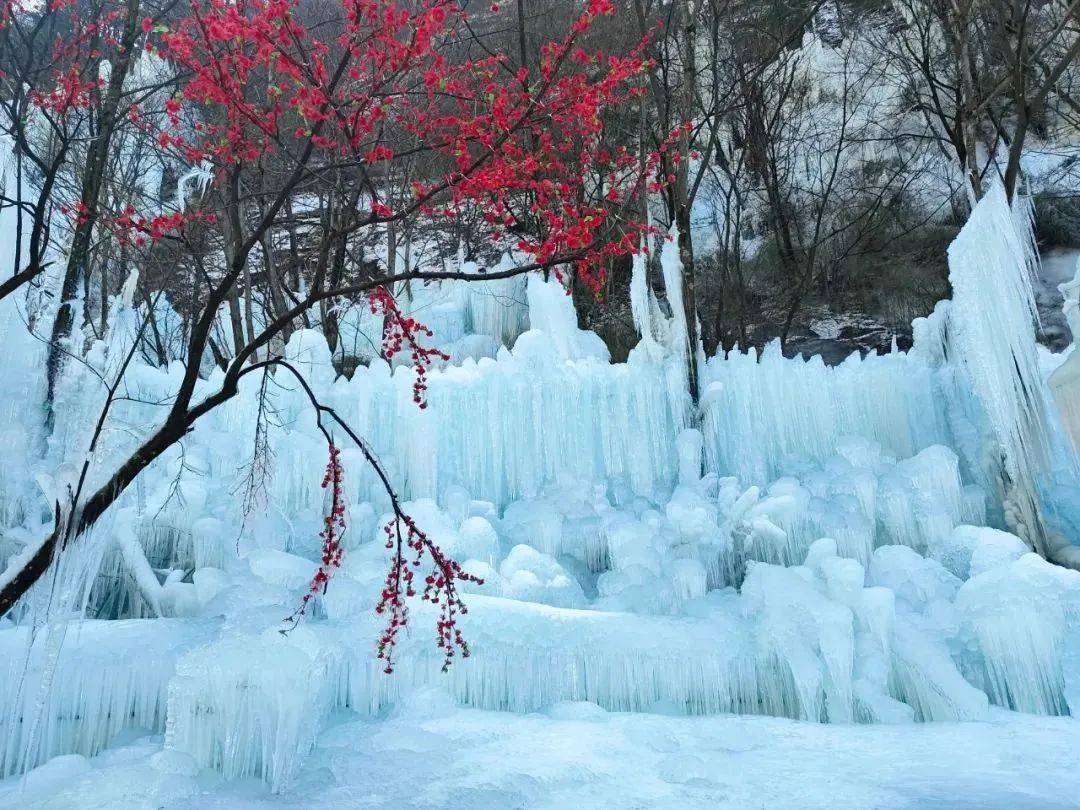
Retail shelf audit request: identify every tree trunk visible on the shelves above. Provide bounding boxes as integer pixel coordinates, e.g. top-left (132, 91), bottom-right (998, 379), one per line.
top-left (44, 0), bottom-right (143, 422)
top-left (675, 0), bottom-right (701, 404)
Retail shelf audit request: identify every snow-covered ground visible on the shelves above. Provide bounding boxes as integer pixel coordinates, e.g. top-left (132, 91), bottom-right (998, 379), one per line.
top-left (5, 696), bottom-right (1079, 809)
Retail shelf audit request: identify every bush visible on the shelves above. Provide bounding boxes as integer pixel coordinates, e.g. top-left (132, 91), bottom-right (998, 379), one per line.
top-left (1034, 193), bottom-right (1080, 249)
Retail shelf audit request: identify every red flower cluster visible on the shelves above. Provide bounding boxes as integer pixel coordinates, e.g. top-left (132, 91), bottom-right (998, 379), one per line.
top-left (368, 286), bottom-right (449, 406)
top-left (29, 66), bottom-right (102, 113)
top-left (19, 4), bottom-right (128, 114)
top-left (375, 511), bottom-right (483, 673)
top-left (148, 0), bottom-right (664, 289)
top-left (285, 443), bottom-right (348, 624)
top-left (59, 201), bottom-right (213, 247)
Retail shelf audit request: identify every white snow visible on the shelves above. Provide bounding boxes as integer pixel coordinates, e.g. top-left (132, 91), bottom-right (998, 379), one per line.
top-left (4, 702), bottom-right (1080, 809)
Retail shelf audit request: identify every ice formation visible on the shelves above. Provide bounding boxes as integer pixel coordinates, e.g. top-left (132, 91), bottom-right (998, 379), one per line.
top-left (956, 554), bottom-right (1080, 715)
top-left (1049, 256), bottom-right (1080, 448)
top-left (700, 343), bottom-right (950, 486)
top-left (3, 186), bottom-right (1080, 792)
top-left (167, 628), bottom-right (334, 792)
top-left (0, 620), bottom-right (217, 776)
top-left (629, 239), bottom-right (664, 352)
top-left (942, 186), bottom-right (1052, 547)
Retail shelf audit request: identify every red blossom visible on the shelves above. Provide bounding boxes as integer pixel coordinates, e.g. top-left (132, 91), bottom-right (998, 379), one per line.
top-left (284, 444), bottom-right (348, 625)
top-left (367, 285), bottom-right (448, 405)
top-left (375, 509), bottom-right (483, 674)
top-left (149, 0), bottom-right (665, 289)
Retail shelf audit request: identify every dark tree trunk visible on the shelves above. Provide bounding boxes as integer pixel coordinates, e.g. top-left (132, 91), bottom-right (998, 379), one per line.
top-left (44, 0), bottom-right (143, 421)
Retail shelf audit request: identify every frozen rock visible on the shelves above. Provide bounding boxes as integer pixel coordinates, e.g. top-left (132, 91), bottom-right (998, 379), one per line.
top-left (149, 748), bottom-right (199, 777)
top-left (246, 549), bottom-right (315, 592)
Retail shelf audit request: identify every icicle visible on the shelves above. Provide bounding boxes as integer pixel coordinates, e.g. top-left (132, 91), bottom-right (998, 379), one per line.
top-left (166, 629), bottom-right (334, 793)
top-left (458, 256), bottom-right (529, 348)
top-left (654, 227), bottom-right (692, 429)
top-left (524, 274), bottom-right (609, 361)
top-left (1049, 255), bottom-right (1080, 449)
top-left (944, 185), bottom-right (1051, 549)
top-left (0, 619), bottom-right (217, 776)
top-left (699, 340), bottom-right (949, 485)
top-left (629, 240), bottom-right (662, 352)
top-left (173, 163), bottom-right (212, 213)
top-left (118, 268), bottom-right (139, 310)
top-left (660, 226), bottom-right (689, 362)
top-left (955, 554), bottom-right (1080, 715)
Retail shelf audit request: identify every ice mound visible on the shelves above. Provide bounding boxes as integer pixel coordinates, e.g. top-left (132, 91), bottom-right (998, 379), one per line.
top-left (934, 525), bottom-right (1029, 579)
top-left (247, 549), bottom-right (320, 591)
top-left (456, 517), bottom-right (501, 566)
top-left (869, 545), bottom-right (961, 613)
top-left (524, 274), bottom-right (610, 362)
top-left (13, 545), bottom-right (1017, 794)
top-left (706, 444), bottom-right (973, 577)
top-left (876, 446), bottom-right (964, 554)
top-left (956, 554), bottom-right (1080, 715)
top-left (166, 628), bottom-right (335, 793)
top-left (0, 479), bottom-right (1032, 794)
top-left (6, 754), bottom-right (92, 802)
top-left (499, 545), bottom-right (586, 608)
top-left (744, 539), bottom-right (987, 724)
top-left (330, 576), bottom-right (983, 730)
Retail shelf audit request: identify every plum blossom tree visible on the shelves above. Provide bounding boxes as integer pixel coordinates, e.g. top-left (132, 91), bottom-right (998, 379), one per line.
top-left (0, 0), bottom-right (668, 666)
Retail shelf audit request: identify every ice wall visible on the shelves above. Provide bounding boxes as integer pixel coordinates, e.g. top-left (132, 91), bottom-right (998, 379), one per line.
top-left (336, 265), bottom-right (528, 368)
top-left (5, 187), bottom-right (1080, 794)
top-left (0, 619), bottom-right (217, 776)
top-left (697, 186), bottom-right (1072, 551)
top-left (246, 328), bottom-right (679, 511)
top-left (164, 562), bottom-right (994, 792)
top-left (700, 342), bottom-right (952, 486)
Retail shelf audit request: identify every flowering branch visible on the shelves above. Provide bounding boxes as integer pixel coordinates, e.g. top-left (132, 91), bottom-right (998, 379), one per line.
top-left (263, 358), bottom-right (477, 672)
top-left (375, 507), bottom-right (482, 673)
top-left (368, 286), bottom-right (449, 405)
top-left (284, 443), bottom-right (347, 624)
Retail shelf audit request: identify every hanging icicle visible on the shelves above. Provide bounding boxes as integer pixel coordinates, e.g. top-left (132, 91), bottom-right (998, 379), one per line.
top-left (943, 184), bottom-right (1050, 551)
